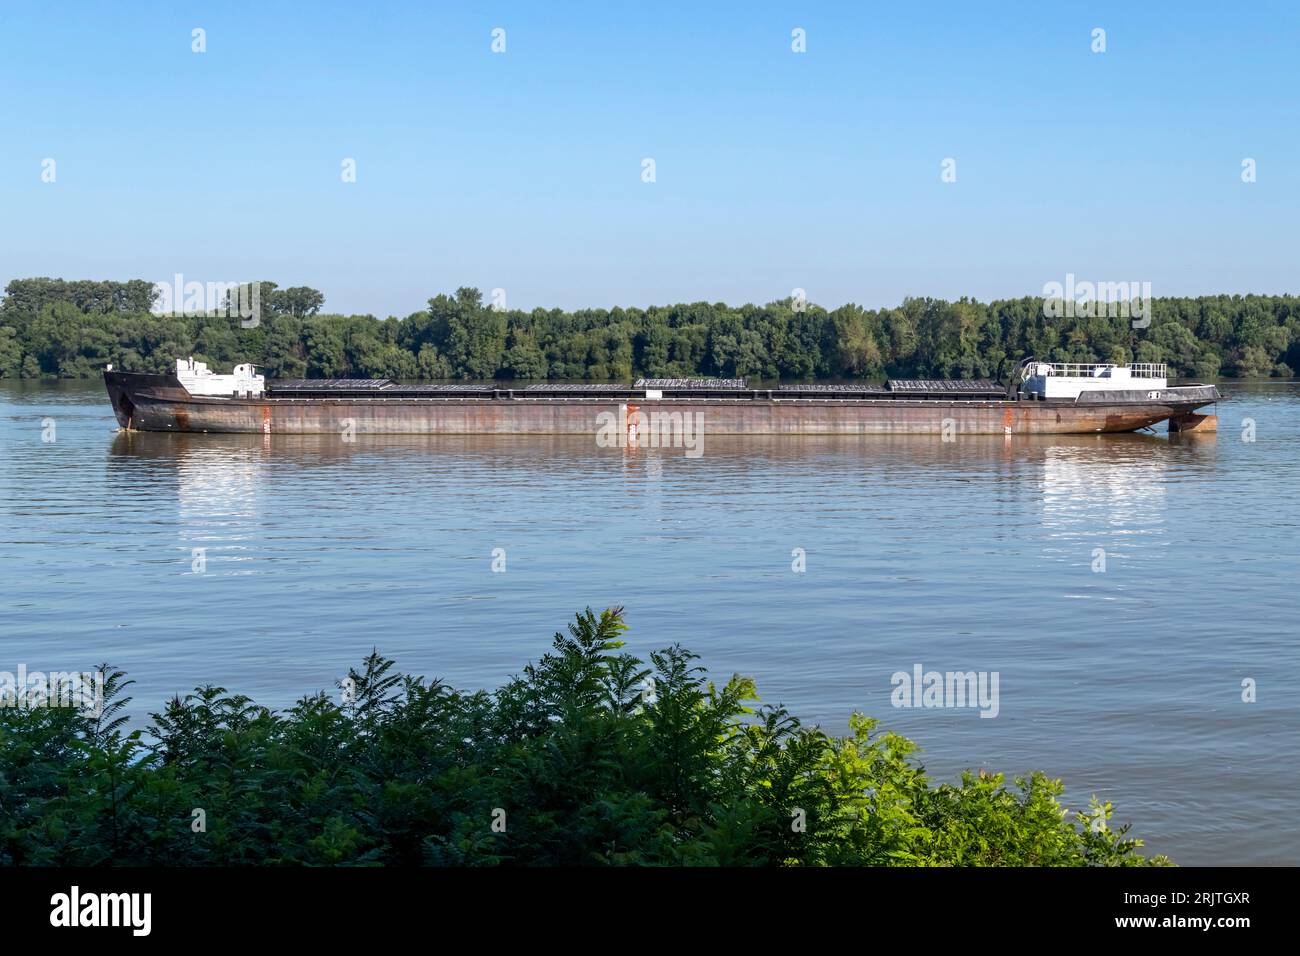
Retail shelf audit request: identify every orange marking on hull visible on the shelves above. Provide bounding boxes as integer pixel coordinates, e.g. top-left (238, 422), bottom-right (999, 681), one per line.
top-left (626, 403), bottom-right (640, 446)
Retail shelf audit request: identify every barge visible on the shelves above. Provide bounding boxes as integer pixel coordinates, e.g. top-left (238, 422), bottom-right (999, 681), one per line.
top-left (103, 358), bottom-right (1220, 437)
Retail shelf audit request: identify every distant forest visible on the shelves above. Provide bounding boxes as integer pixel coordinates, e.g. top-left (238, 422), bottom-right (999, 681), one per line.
top-left (2, 277), bottom-right (1297, 382)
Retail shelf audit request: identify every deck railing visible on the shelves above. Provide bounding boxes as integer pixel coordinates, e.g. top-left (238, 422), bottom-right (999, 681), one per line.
top-left (1039, 362), bottom-right (1166, 378)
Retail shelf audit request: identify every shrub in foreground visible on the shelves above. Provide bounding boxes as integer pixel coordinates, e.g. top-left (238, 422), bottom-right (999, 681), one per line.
top-left (0, 608), bottom-right (1168, 866)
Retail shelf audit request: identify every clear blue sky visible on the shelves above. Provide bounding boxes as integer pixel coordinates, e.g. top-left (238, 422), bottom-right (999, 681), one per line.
top-left (2, 1), bottom-right (1296, 316)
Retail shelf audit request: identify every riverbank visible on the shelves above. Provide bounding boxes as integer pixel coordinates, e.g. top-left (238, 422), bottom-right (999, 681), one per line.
top-left (0, 608), bottom-right (1167, 866)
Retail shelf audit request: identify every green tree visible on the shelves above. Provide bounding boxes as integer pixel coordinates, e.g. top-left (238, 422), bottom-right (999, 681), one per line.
top-left (0, 326), bottom-right (22, 376)
top-left (4, 276), bottom-right (1298, 382)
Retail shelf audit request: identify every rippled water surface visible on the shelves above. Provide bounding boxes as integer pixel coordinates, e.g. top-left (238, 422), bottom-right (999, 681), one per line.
top-left (2, 380), bottom-right (1297, 864)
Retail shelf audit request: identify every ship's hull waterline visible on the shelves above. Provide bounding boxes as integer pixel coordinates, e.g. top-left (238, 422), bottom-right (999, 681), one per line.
top-left (104, 371), bottom-right (1220, 436)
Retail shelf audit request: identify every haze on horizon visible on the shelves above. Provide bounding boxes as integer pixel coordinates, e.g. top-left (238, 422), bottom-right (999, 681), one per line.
top-left (2, 1), bottom-right (1296, 317)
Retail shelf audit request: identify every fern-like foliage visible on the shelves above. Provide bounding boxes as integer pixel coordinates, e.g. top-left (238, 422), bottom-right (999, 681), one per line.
top-left (0, 609), bottom-right (1170, 867)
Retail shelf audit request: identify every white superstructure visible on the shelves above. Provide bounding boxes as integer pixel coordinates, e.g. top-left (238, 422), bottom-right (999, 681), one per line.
top-left (175, 358), bottom-right (265, 398)
top-left (1020, 362), bottom-right (1166, 400)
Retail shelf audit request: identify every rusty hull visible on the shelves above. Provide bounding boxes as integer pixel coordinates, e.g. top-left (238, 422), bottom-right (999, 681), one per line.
top-left (105, 372), bottom-right (1216, 436)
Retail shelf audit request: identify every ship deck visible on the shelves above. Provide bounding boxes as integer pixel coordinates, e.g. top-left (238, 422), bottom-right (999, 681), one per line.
top-left (266, 378), bottom-right (1011, 402)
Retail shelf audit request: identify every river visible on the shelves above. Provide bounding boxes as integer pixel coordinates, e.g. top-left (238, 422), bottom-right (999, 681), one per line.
top-left (2, 379), bottom-right (1296, 864)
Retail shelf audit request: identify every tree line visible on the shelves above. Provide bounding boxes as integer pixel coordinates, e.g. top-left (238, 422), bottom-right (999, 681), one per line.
top-left (2, 277), bottom-right (1297, 381)
top-left (0, 607), bottom-right (1164, 866)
